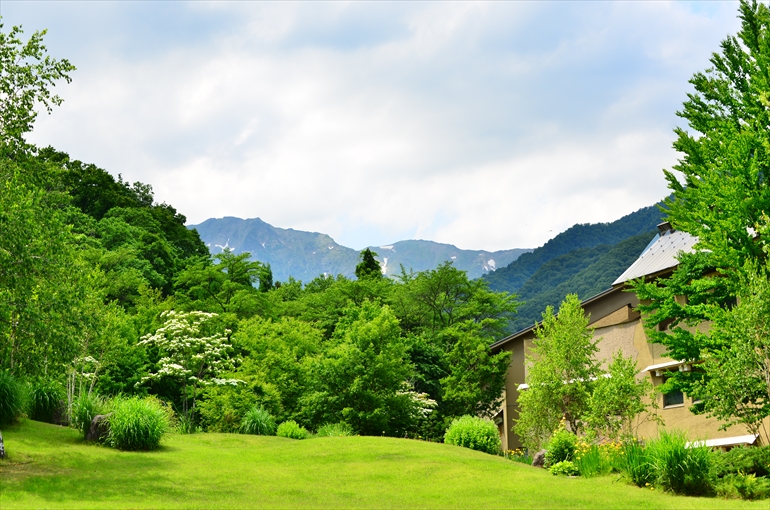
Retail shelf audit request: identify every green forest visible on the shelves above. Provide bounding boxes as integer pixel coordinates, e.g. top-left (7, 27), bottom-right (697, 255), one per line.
top-left (0, 25), bottom-right (522, 440)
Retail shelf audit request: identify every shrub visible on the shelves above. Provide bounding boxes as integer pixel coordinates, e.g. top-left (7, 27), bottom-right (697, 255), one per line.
top-left (107, 396), bottom-right (169, 451)
top-left (544, 426), bottom-right (576, 467)
top-left (27, 380), bottom-right (65, 424)
top-left (71, 392), bottom-right (106, 439)
top-left (619, 439), bottom-right (653, 487)
top-left (549, 460), bottom-right (579, 476)
top-left (713, 446), bottom-right (770, 478)
top-left (0, 371), bottom-right (23, 426)
top-left (277, 420), bottom-right (309, 440)
top-left (646, 430), bottom-right (713, 496)
top-left (240, 405), bottom-right (277, 436)
top-left (316, 422), bottom-right (354, 437)
top-left (443, 415), bottom-right (500, 455)
top-left (715, 473), bottom-right (770, 500)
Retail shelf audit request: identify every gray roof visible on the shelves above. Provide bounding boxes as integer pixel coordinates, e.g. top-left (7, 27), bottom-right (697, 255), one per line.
top-left (612, 230), bottom-right (698, 286)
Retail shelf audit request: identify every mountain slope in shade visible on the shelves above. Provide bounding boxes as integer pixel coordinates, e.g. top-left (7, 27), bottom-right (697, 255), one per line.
top-left (483, 203), bottom-right (665, 295)
top-left (509, 230), bottom-right (658, 331)
top-left (189, 217), bottom-right (531, 283)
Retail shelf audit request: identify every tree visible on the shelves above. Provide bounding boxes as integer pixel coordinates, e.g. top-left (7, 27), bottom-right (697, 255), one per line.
top-left (0, 23), bottom-right (75, 151)
top-left (692, 261), bottom-right (770, 444)
top-left (138, 310), bottom-right (240, 423)
top-left (299, 301), bottom-right (418, 435)
top-left (633, 0), bottom-right (770, 429)
top-left (585, 351), bottom-right (657, 441)
top-left (514, 294), bottom-right (599, 450)
top-left (355, 248), bottom-right (382, 280)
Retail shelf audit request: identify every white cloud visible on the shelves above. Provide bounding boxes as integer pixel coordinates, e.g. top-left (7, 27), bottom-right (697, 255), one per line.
top-left (6, 0), bottom-right (741, 251)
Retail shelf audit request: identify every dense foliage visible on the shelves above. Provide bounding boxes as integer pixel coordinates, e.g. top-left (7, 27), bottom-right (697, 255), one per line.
top-left (443, 415), bottom-right (500, 455)
top-left (0, 22), bottom-right (518, 441)
top-left (515, 295), bottom-right (655, 451)
top-left (483, 205), bottom-right (663, 296)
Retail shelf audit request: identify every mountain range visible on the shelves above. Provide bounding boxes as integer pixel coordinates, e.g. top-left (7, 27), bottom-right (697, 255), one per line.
top-left (189, 217), bottom-right (531, 283)
top-left (190, 202), bottom-right (666, 332)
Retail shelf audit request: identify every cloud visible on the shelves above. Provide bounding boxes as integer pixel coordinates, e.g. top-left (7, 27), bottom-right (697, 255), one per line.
top-left (4, 1), bottom-right (741, 250)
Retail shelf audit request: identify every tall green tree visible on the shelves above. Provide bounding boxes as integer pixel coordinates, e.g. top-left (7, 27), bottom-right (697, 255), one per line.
top-left (355, 248), bottom-right (382, 280)
top-left (0, 23), bottom-right (75, 152)
top-left (633, 0), bottom-right (770, 429)
top-left (514, 294), bottom-right (599, 450)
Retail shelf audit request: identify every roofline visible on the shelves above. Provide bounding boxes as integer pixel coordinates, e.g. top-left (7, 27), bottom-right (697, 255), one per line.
top-left (490, 286), bottom-right (622, 351)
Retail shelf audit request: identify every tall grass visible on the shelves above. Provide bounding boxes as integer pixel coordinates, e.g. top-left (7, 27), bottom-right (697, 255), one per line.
top-left (0, 371), bottom-right (23, 426)
top-left (71, 392), bottom-right (106, 439)
top-left (620, 440), bottom-right (653, 487)
top-left (107, 396), bottom-right (169, 451)
top-left (240, 405), bottom-right (277, 436)
top-left (574, 441), bottom-right (622, 478)
top-left (646, 430), bottom-right (713, 496)
top-left (27, 380), bottom-right (65, 424)
top-left (316, 422), bottom-right (354, 437)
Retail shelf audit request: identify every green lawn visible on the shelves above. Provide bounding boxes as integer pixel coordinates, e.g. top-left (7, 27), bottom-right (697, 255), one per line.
top-left (0, 420), bottom-right (760, 509)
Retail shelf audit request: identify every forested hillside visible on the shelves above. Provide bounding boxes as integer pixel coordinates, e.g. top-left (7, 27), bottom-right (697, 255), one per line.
top-left (1, 24), bottom-right (520, 442)
top-left (510, 231), bottom-right (657, 330)
top-left (191, 217), bottom-right (529, 282)
top-left (483, 204), bottom-right (663, 293)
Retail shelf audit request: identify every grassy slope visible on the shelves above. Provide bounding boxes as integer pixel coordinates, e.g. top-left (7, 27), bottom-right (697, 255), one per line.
top-left (0, 420), bottom-right (759, 509)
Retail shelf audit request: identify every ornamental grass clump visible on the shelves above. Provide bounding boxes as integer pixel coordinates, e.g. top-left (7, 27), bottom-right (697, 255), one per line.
top-left (240, 405), bottom-right (277, 436)
top-left (574, 439), bottom-right (623, 477)
top-left (646, 430), bottom-right (713, 496)
top-left (0, 371), bottom-right (23, 426)
top-left (27, 380), bottom-right (65, 424)
top-left (71, 392), bottom-right (106, 439)
top-left (443, 415), bottom-right (500, 455)
top-left (277, 420), bottom-right (309, 440)
top-left (316, 422), bottom-right (354, 437)
top-left (107, 396), bottom-right (169, 451)
top-left (619, 439), bottom-right (653, 487)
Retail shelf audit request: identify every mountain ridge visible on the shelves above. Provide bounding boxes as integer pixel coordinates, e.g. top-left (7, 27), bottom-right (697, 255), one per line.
top-left (189, 216), bottom-right (531, 283)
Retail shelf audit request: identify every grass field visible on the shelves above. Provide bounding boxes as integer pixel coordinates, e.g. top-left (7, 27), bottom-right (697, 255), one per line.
top-left (0, 419), bottom-right (762, 509)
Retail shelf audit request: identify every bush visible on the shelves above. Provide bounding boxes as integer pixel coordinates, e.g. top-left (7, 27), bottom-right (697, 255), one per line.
top-left (277, 420), bottom-right (309, 440)
top-left (316, 422), bottom-right (354, 437)
top-left (107, 396), bottom-right (169, 451)
top-left (544, 427), bottom-right (576, 467)
top-left (715, 473), bottom-right (770, 500)
top-left (713, 446), bottom-right (770, 478)
top-left (27, 380), bottom-right (65, 424)
top-left (619, 439), bottom-right (653, 487)
top-left (443, 415), bottom-right (500, 455)
top-left (646, 430), bottom-right (713, 496)
top-left (0, 371), bottom-right (23, 426)
top-left (549, 460), bottom-right (579, 476)
top-left (71, 392), bottom-right (106, 439)
top-left (240, 405), bottom-right (277, 436)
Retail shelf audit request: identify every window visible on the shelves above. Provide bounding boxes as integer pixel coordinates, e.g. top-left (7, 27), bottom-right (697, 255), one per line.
top-left (662, 374), bottom-right (684, 408)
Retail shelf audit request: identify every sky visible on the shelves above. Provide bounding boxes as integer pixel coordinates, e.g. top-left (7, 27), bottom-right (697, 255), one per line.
top-left (1, 1), bottom-right (741, 251)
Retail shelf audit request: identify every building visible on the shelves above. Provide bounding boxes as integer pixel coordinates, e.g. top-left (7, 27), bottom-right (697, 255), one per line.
top-left (491, 223), bottom-right (759, 451)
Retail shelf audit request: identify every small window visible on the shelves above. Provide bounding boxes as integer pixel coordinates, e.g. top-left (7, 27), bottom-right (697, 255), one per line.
top-left (662, 374), bottom-right (684, 408)
top-left (658, 317), bottom-right (675, 332)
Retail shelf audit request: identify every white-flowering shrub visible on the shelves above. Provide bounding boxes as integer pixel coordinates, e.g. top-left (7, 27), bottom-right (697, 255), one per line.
top-left (138, 310), bottom-right (242, 423)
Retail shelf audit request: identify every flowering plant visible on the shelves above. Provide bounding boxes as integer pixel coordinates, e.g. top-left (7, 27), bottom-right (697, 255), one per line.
top-left (138, 310), bottom-right (242, 423)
